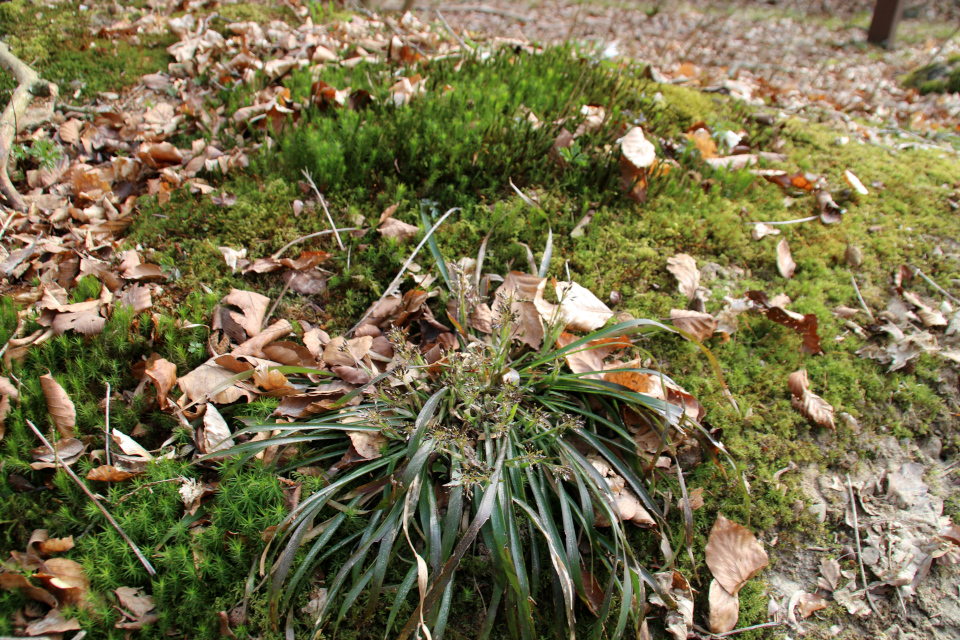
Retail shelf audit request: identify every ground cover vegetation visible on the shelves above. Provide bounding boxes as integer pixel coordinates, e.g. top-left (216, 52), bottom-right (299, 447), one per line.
top-left (1, 1), bottom-right (960, 639)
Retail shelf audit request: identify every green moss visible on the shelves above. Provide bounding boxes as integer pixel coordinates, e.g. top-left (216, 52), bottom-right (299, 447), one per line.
top-left (903, 54), bottom-right (960, 95)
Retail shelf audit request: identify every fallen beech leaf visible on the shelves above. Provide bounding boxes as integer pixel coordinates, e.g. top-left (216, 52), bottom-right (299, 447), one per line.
top-left (844, 170), bottom-right (868, 195)
top-left (52, 308), bottom-right (105, 336)
top-left (35, 557), bottom-right (89, 605)
top-left (201, 404), bottom-right (234, 457)
top-left (687, 127), bottom-right (718, 159)
top-left (177, 359), bottom-right (257, 406)
top-left (670, 309), bottom-right (717, 342)
top-left (40, 373), bottom-right (76, 438)
top-left (798, 592), bottom-right (827, 618)
top-left (492, 272), bottom-right (545, 350)
top-left (38, 535), bottom-right (74, 555)
top-left (751, 223), bottom-right (780, 240)
top-left (556, 333), bottom-right (631, 379)
top-left (709, 578), bottom-right (739, 633)
top-left (788, 369), bottom-right (835, 429)
top-left (0, 572), bottom-right (58, 607)
top-left (87, 464), bottom-right (140, 482)
top-left (111, 428), bottom-right (153, 460)
top-left (618, 127), bottom-right (656, 203)
top-left (347, 430), bottom-right (386, 459)
top-left (118, 284), bottom-right (153, 313)
top-left (777, 239), bottom-right (795, 279)
top-left (581, 570), bottom-right (605, 616)
top-left (941, 523), bottom-right (960, 546)
top-left (666, 254), bottom-right (700, 301)
top-left (764, 170), bottom-right (817, 192)
top-left (26, 608), bottom-right (81, 636)
top-left (588, 456), bottom-right (655, 527)
top-left (705, 513), bottom-right (769, 596)
top-left (145, 358), bottom-right (177, 409)
top-left (816, 190), bottom-right (843, 224)
top-left (680, 486), bottom-right (704, 511)
top-left (222, 289), bottom-right (270, 339)
top-left (746, 291), bottom-right (823, 355)
top-left (536, 280), bottom-right (614, 332)
top-left (378, 217), bottom-right (419, 241)
top-left (379, 203), bottom-right (400, 224)
top-left (115, 586), bottom-right (156, 619)
top-left (283, 269), bottom-right (327, 295)
top-left (818, 557), bottom-right (841, 591)
top-left (31, 438), bottom-right (84, 469)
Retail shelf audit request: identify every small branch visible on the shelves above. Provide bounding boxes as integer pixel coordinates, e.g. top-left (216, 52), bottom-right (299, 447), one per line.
top-left (431, 4), bottom-right (533, 21)
top-left (262, 280), bottom-right (291, 330)
top-left (0, 207), bottom-right (20, 242)
top-left (911, 264), bottom-right (960, 304)
top-left (694, 621), bottom-right (784, 638)
top-left (347, 207), bottom-right (459, 336)
top-left (26, 420), bottom-right (156, 576)
top-left (846, 474), bottom-right (881, 617)
top-left (436, 10), bottom-right (472, 51)
top-left (270, 228), bottom-right (357, 261)
top-left (850, 274), bottom-right (876, 323)
top-left (743, 215), bottom-right (819, 226)
top-left (301, 169), bottom-right (345, 251)
top-left (0, 42), bottom-right (59, 212)
top-left (104, 382), bottom-right (112, 467)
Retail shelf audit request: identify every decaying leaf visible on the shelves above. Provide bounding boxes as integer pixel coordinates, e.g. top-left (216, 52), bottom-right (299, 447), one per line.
top-left (201, 404), bottom-right (234, 457)
top-left (347, 430), bottom-right (387, 459)
top-left (112, 428), bottom-right (153, 460)
top-left (818, 557), bottom-right (841, 591)
top-left (34, 557), bottom-right (89, 606)
top-left (556, 333), bottom-right (631, 379)
top-left (87, 465), bottom-right (140, 482)
top-left (115, 586), bottom-right (157, 619)
top-left (492, 272), bottom-right (545, 350)
top-left (666, 254), bottom-right (700, 301)
top-left (535, 280), bottom-right (614, 332)
top-left (30, 438), bottom-right (84, 469)
top-left (588, 455), bottom-right (655, 527)
top-left (25, 608), bottom-right (82, 636)
top-left (708, 578), bottom-right (739, 633)
top-left (378, 217), bottom-right (419, 241)
top-left (221, 289), bottom-right (270, 340)
top-left (618, 127), bottom-right (656, 202)
top-left (797, 592), bottom-right (827, 618)
top-left (705, 513), bottom-right (769, 596)
top-left (776, 238), bottom-right (795, 279)
top-left (649, 571), bottom-right (694, 640)
top-left (751, 223), bottom-right (781, 240)
top-left (746, 291), bottom-right (823, 355)
top-left (40, 373), bottom-right (76, 438)
top-left (670, 309), bottom-right (717, 342)
top-left (787, 369), bottom-right (835, 429)
top-left (0, 375), bottom-right (17, 441)
top-left (844, 169), bottom-right (868, 195)
top-left (145, 358), bottom-right (177, 409)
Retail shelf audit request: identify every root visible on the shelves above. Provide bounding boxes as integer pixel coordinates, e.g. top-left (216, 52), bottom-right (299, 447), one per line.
top-left (0, 42), bottom-right (59, 212)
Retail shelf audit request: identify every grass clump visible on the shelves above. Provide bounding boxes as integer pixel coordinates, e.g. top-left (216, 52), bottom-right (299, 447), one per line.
top-left (903, 54), bottom-right (960, 94)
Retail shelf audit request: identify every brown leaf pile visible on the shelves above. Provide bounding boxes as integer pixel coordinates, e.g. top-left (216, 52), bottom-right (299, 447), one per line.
top-left (705, 514), bottom-right (769, 633)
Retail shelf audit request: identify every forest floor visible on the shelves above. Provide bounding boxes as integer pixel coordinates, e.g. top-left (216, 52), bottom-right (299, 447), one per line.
top-left (1, 1), bottom-right (959, 639)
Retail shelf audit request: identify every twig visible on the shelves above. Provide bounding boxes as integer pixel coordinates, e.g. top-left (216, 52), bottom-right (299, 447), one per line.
top-left (0, 206), bottom-right (19, 242)
top-left (430, 4), bottom-right (533, 22)
top-left (0, 42), bottom-right (59, 211)
top-left (846, 474), bottom-right (881, 617)
top-left (104, 382), bottom-right (111, 467)
top-left (694, 621), bottom-right (784, 638)
top-left (25, 419), bottom-right (156, 576)
top-left (300, 169), bottom-right (345, 251)
top-left (850, 274), bottom-right (876, 323)
top-left (270, 228), bottom-right (357, 261)
top-left (744, 215), bottom-right (819, 226)
top-left (911, 264), bottom-right (960, 304)
top-left (112, 477), bottom-right (183, 505)
top-left (347, 207), bottom-right (459, 336)
top-left (262, 280), bottom-right (291, 330)
top-left (436, 10), bottom-right (472, 51)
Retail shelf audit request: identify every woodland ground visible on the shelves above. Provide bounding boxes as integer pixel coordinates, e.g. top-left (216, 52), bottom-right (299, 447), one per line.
top-left (1, 1), bottom-right (959, 639)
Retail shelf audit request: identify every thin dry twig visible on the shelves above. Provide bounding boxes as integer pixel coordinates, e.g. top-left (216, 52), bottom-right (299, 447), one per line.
top-left (850, 274), bottom-right (876, 323)
top-left (347, 207), bottom-right (459, 336)
top-left (301, 169), bottom-right (345, 251)
top-left (104, 382), bottom-right (112, 467)
top-left (694, 621), bottom-right (785, 638)
top-left (846, 474), bottom-right (881, 617)
top-left (270, 227), bottom-right (357, 261)
top-left (262, 280), bottom-right (291, 330)
top-left (911, 264), bottom-right (960, 304)
top-left (0, 206), bottom-right (19, 242)
top-left (26, 419), bottom-right (157, 576)
top-left (436, 10), bottom-right (472, 51)
top-left (111, 477), bottom-right (183, 505)
top-left (431, 4), bottom-right (533, 21)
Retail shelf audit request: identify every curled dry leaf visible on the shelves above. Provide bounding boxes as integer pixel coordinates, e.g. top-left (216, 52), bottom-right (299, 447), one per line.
top-left (87, 464), bottom-right (140, 482)
top-left (844, 170), bottom-right (868, 195)
top-left (797, 592), bottom-right (827, 618)
top-left (26, 608), bottom-right (81, 636)
top-left (618, 127), bottom-right (656, 203)
top-left (670, 309), bottom-right (717, 342)
top-left (751, 222), bottom-right (781, 240)
top-left (31, 438), bottom-right (84, 469)
top-left (201, 404), bottom-right (234, 457)
top-left (746, 291), bottom-right (823, 355)
top-left (776, 239), bottom-right (796, 279)
top-left (347, 430), bottom-right (387, 459)
top-left (709, 578), bottom-right (739, 633)
top-left (145, 358), bottom-right (177, 410)
top-left (34, 557), bottom-right (89, 606)
top-left (492, 272), bottom-right (545, 350)
top-left (222, 289), bottom-right (270, 339)
top-left (819, 557), bottom-right (841, 591)
top-left (115, 586), bottom-right (157, 620)
top-left (112, 428), bottom-right (153, 460)
top-left (555, 333), bottom-right (631, 380)
top-left (378, 216), bottom-right (419, 241)
top-left (39, 373), bottom-right (76, 438)
top-left (535, 280), bottom-right (614, 333)
top-left (788, 369), bottom-right (835, 429)
top-left (666, 254), bottom-right (700, 301)
top-left (705, 513), bottom-right (769, 596)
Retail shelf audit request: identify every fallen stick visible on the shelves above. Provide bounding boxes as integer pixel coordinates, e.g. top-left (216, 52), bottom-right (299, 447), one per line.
top-left (911, 264), bottom-right (960, 305)
top-left (850, 274), bottom-right (876, 323)
top-left (301, 169), bottom-right (345, 251)
top-left (431, 4), bottom-right (533, 21)
top-left (0, 42), bottom-right (59, 212)
top-left (846, 474), bottom-right (881, 617)
top-left (270, 227), bottom-right (357, 261)
top-left (25, 419), bottom-right (157, 576)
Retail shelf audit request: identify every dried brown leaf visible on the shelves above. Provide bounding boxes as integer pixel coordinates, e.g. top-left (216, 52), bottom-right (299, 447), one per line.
top-left (666, 254), bottom-right (700, 301)
top-left (111, 428), bottom-right (153, 460)
top-left (87, 464), bottom-right (140, 482)
top-left (145, 358), bottom-right (177, 410)
top-left (201, 404), bottom-right (234, 457)
top-left (378, 217), bottom-right (419, 241)
top-left (788, 369), bottom-right (835, 429)
top-left (705, 513), bottom-right (769, 596)
top-left (708, 578), bottom-right (739, 633)
top-left (115, 586), bottom-right (156, 619)
top-left (492, 272), bottom-right (545, 350)
top-left (0, 572), bottom-right (58, 607)
top-left (670, 309), bottom-right (717, 342)
top-left (556, 333), bottom-right (631, 379)
top-left (347, 430), bottom-right (386, 459)
top-left (26, 608), bottom-right (81, 636)
top-left (798, 592), bottom-right (827, 618)
top-left (776, 239), bottom-right (795, 279)
top-left (222, 289), bottom-right (270, 339)
top-left (746, 291), bottom-right (823, 355)
top-left (40, 373), bottom-right (76, 438)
